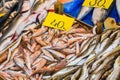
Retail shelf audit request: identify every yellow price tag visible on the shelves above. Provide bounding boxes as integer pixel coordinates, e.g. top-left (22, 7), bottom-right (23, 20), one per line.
top-left (82, 0), bottom-right (113, 9)
top-left (0, 13), bottom-right (5, 17)
top-left (43, 12), bottom-right (75, 31)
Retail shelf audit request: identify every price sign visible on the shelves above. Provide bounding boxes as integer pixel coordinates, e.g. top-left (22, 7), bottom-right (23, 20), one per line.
top-left (43, 12), bottom-right (74, 31)
top-left (82, 0), bottom-right (113, 9)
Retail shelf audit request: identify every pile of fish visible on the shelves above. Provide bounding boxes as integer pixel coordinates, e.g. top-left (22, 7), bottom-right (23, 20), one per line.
top-left (0, 21), bottom-right (120, 80)
top-left (0, 21), bottom-right (94, 80)
top-left (0, 0), bottom-right (120, 80)
top-left (0, 0), bottom-right (57, 52)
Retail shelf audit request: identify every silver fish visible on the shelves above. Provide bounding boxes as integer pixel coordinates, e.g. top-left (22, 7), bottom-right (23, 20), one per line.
top-left (78, 64), bottom-right (89, 80)
top-left (100, 29), bottom-right (113, 42)
top-left (95, 38), bottom-right (112, 55)
top-left (91, 45), bottom-right (120, 71)
top-left (71, 68), bottom-right (81, 80)
top-left (13, 57), bottom-right (25, 68)
top-left (116, 0), bottom-right (120, 18)
top-left (101, 68), bottom-right (113, 80)
top-left (52, 66), bottom-right (79, 80)
top-left (98, 37), bottom-right (120, 58)
top-left (77, 7), bottom-right (93, 20)
top-left (92, 1), bottom-right (114, 25)
top-left (107, 56), bottom-right (120, 80)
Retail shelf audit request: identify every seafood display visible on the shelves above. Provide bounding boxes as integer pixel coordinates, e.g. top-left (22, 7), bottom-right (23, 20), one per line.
top-left (0, 0), bottom-right (120, 80)
top-left (0, 19), bottom-right (120, 80)
top-left (0, 20), bottom-right (94, 79)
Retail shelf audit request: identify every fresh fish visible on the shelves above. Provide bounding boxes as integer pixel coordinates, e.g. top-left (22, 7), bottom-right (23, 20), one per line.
top-left (77, 7), bottom-right (93, 20)
top-left (1, 60), bottom-right (15, 70)
top-left (67, 55), bottom-right (86, 66)
top-left (71, 68), bottom-right (81, 80)
top-left (5, 70), bottom-right (26, 78)
top-left (23, 49), bottom-right (31, 70)
top-left (92, 1), bottom-right (114, 25)
top-left (63, 75), bottom-right (72, 80)
top-left (94, 55), bottom-right (114, 73)
top-left (46, 49), bottom-right (66, 59)
top-left (0, 0), bottom-right (23, 32)
top-left (76, 41), bottom-right (80, 55)
top-left (42, 75), bottom-right (52, 80)
top-left (42, 49), bottom-right (55, 61)
top-left (101, 68), bottom-right (113, 80)
top-left (81, 35), bottom-right (100, 53)
top-left (52, 66), bottom-right (79, 80)
top-left (78, 64), bottom-right (89, 80)
top-left (90, 70), bottom-right (105, 80)
top-left (116, 0), bottom-right (120, 18)
top-left (11, 0), bottom-right (57, 41)
top-left (13, 57), bottom-right (25, 68)
top-left (30, 49), bottom-right (41, 64)
top-left (100, 29), bottom-right (113, 42)
top-left (91, 45), bottom-right (120, 71)
top-left (0, 36), bottom-right (13, 52)
top-left (95, 38), bottom-right (112, 55)
top-left (98, 37), bottom-right (120, 58)
top-left (0, 71), bottom-right (12, 79)
top-left (31, 58), bottom-right (47, 75)
top-left (107, 56), bottom-right (120, 80)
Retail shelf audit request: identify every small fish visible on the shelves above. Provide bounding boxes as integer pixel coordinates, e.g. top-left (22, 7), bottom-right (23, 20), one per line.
top-left (63, 75), bottom-right (72, 80)
top-left (101, 68), bottom-right (113, 80)
top-left (52, 66), bottom-right (79, 80)
top-left (31, 58), bottom-right (47, 75)
top-left (0, 71), bottom-right (12, 79)
top-left (98, 37), bottom-right (120, 58)
top-left (42, 49), bottom-right (55, 61)
top-left (116, 0), bottom-right (120, 18)
top-left (100, 29), bottom-right (113, 42)
top-left (67, 55), bottom-right (86, 66)
top-left (78, 64), bottom-right (89, 80)
top-left (71, 68), bottom-right (81, 80)
top-left (94, 55), bottom-right (114, 73)
top-left (95, 38), bottom-right (112, 55)
top-left (62, 48), bottom-right (76, 54)
top-left (32, 26), bottom-right (48, 37)
top-left (107, 56), bottom-right (120, 80)
top-left (5, 70), bottom-right (26, 78)
top-left (13, 57), bottom-right (25, 68)
top-left (30, 49), bottom-right (41, 64)
top-left (46, 49), bottom-right (66, 59)
top-left (76, 41), bottom-right (80, 55)
top-left (91, 45), bottom-right (120, 71)
top-left (1, 60), bottom-right (15, 70)
top-left (23, 49), bottom-right (31, 70)
top-left (77, 7), bottom-right (93, 20)
top-left (0, 36), bottom-right (13, 52)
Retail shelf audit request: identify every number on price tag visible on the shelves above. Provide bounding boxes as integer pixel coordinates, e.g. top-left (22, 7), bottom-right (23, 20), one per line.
top-left (82, 0), bottom-right (113, 9)
top-left (43, 12), bottom-right (74, 31)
